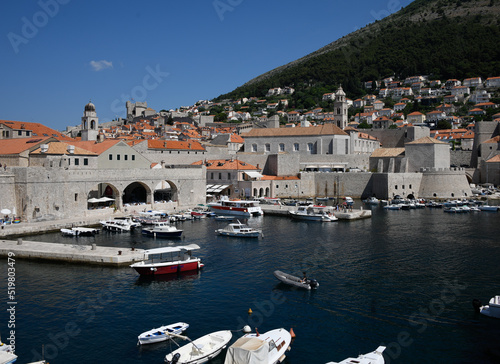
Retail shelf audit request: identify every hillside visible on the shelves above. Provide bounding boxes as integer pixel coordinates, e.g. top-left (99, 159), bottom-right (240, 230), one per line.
top-left (216, 0), bottom-right (500, 102)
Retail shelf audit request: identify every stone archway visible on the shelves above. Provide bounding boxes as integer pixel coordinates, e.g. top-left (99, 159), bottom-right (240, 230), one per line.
top-left (123, 182), bottom-right (151, 205)
top-left (87, 183), bottom-right (120, 210)
top-left (153, 180), bottom-right (178, 203)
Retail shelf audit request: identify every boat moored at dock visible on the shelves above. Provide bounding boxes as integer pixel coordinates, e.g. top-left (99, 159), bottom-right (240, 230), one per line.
top-left (138, 322), bottom-right (189, 345)
top-left (130, 244), bottom-right (203, 276)
top-left (207, 197), bottom-right (263, 217)
top-left (289, 205), bottom-right (338, 222)
top-left (325, 346), bottom-right (386, 364)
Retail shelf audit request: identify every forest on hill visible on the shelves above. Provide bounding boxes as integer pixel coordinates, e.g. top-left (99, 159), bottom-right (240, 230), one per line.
top-left (215, 0), bottom-right (500, 106)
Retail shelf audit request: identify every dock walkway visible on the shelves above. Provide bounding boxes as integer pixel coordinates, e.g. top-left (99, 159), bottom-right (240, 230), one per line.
top-left (0, 239), bottom-right (145, 266)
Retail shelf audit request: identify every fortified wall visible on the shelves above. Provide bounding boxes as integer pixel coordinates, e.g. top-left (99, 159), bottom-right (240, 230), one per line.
top-left (5, 166), bottom-right (206, 222)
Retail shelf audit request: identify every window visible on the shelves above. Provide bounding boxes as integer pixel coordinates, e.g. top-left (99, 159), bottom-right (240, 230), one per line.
top-left (409, 184), bottom-right (412, 189)
top-left (395, 185), bottom-right (398, 189)
top-left (74, 158), bottom-right (79, 166)
top-left (117, 154), bottom-right (121, 161)
top-left (75, 193), bottom-right (78, 202)
top-left (227, 173), bottom-right (230, 180)
top-left (402, 185), bottom-right (405, 189)
top-left (219, 173), bottom-right (222, 179)
top-left (307, 143), bottom-right (313, 152)
top-left (84, 158), bottom-right (88, 166)
top-left (294, 143), bottom-right (299, 151)
top-left (252, 144), bottom-right (257, 152)
top-left (18, 131), bottom-right (22, 136)
top-left (211, 172), bottom-right (214, 179)
top-left (109, 154), bottom-right (113, 160)
top-left (279, 143), bottom-right (285, 152)
top-left (124, 155), bottom-right (128, 161)
top-left (265, 143), bottom-right (270, 152)
top-left (132, 155), bottom-right (135, 161)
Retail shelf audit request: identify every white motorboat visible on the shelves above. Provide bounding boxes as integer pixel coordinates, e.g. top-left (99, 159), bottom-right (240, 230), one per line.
top-left (100, 219), bottom-right (132, 232)
top-left (0, 341), bottom-right (16, 364)
top-left (165, 330), bottom-right (232, 364)
top-left (289, 205), bottom-right (338, 222)
top-left (473, 295), bottom-right (500, 318)
top-left (142, 221), bottom-right (183, 238)
top-left (130, 244), bottom-right (203, 276)
top-left (383, 204), bottom-right (401, 210)
top-left (224, 327), bottom-right (293, 364)
top-left (0, 351), bottom-right (17, 364)
top-left (363, 196), bottom-right (380, 205)
top-left (325, 346), bottom-right (386, 364)
top-left (207, 197), bottom-right (263, 217)
top-left (138, 322), bottom-right (189, 345)
top-left (72, 227), bottom-right (100, 235)
top-left (61, 228), bottom-right (78, 236)
top-left (216, 220), bottom-right (262, 238)
top-left (273, 270), bottom-right (319, 290)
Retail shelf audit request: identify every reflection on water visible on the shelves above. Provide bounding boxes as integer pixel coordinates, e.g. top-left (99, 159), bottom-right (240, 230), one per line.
top-left (1, 208), bottom-right (500, 363)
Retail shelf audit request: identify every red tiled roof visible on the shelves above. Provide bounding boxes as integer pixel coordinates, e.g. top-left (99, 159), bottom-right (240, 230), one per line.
top-left (192, 159), bottom-right (258, 170)
top-left (0, 120), bottom-right (74, 141)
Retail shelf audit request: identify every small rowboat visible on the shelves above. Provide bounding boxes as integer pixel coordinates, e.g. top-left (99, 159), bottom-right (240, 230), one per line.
top-left (165, 330), bottom-right (232, 364)
top-left (138, 322), bottom-right (189, 345)
top-left (273, 270), bottom-right (319, 290)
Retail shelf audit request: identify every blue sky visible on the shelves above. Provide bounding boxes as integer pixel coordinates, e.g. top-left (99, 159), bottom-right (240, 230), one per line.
top-left (0, 0), bottom-right (413, 131)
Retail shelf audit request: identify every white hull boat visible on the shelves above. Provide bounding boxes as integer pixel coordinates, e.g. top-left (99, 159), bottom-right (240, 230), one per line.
top-left (100, 219), bottom-right (132, 232)
top-left (165, 330), bottom-right (232, 364)
top-left (208, 197), bottom-right (263, 217)
top-left (216, 221), bottom-right (262, 238)
top-left (273, 270), bottom-right (319, 290)
top-left (473, 295), bottom-right (500, 318)
top-left (0, 351), bottom-right (17, 364)
top-left (289, 205), bottom-right (338, 222)
top-left (142, 221), bottom-right (183, 238)
top-left (325, 346), bottom-right (386, 364)
top-left (224, 327), bottom-right (293, 364)
top-left (138, 322), bottom-right (189, 345)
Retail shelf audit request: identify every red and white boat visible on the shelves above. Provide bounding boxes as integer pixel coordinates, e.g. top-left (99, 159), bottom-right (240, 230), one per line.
top-left (207, 197), bottom-right (263, 217)
top-left (130, 244), bottom-right (203, 276)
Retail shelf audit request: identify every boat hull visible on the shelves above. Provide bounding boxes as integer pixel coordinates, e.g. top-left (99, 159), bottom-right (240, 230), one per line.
top-left (208, 205), bottom-right (262, 217)
top-left (289, 212), bottom-right (337, 222)
top-left (273, 270), bottom-right (319, 290)
top-left (217, 231), bottom-right (260, 238)
top-left (138, 322), bottom-right (189, 345)
top-left (132, 260), bottom-right (202, 276)
top-left (141, 229), bottom-right (183, 238)
top-left (165, 330), bottom-right (232, 364)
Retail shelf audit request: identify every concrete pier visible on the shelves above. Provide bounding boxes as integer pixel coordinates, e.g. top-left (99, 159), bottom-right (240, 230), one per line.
top-left (260, 205), bottom-right (371, 220)
top-left (0, 239), bottom-right (146, 266)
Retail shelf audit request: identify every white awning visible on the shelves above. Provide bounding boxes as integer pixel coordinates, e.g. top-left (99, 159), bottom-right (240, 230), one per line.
top-left (244, 171), bottom-right (263, 179)
top-left (206, 184), bottom-right (230, 193)
top-left (88, 197), bottom-right (115, 203)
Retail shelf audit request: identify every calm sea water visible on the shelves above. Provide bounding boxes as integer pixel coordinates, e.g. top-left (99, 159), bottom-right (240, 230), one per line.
top-left (2, 207), bottom-right (500, 364)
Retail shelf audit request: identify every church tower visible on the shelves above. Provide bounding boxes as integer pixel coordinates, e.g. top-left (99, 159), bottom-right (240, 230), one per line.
top-left (81, 101), bottom-right (99, 141)
top-left (334, 85), bottom-right (348, 129)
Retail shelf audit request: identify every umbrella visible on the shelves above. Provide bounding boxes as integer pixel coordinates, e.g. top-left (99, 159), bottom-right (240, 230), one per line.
top-left (1, 208), bottom-right (12, 214)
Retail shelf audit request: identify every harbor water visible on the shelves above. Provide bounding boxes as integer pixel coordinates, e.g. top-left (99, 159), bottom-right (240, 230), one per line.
top-left (1, 207), bottom-right (500, 363)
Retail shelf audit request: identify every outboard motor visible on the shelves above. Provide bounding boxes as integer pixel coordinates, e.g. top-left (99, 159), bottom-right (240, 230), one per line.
top-left (165, 353), bottom-right (181, 364)
top-left (309, 279), bottom-right (318, 289)
top-left (472, 299), bottom-right (482, 313)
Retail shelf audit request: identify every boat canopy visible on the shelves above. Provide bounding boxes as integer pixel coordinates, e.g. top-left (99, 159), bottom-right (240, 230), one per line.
top-left (224, 337), bottom-right (269, 364)
top-left (144, 244), bottom-right (200, 255)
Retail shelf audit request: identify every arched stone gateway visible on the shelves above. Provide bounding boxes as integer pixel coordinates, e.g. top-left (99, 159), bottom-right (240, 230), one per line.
top-left (153, 180), bottom-right (178, 203)
top-left (123, 182), bottom-right (151, 205)
top-left (87, 183), bottom-right (120, 210)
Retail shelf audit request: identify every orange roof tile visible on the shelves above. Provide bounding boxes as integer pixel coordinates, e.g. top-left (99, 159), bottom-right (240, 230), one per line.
top-left (191, 159), bottom-right (258, 170)
top-left (0, 120), bottom-right (73, 141)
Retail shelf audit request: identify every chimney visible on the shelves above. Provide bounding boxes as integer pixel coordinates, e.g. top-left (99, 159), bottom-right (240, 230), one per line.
top-left (40, 144), bottom-right (49, 153)
top-left (67, 145), bottom-right (75, 154)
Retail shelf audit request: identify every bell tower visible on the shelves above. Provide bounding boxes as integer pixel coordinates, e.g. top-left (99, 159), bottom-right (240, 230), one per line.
top-left (334, 85), bottom-right (348, 129)
top-left (81, 101), bottom-right (99, 141)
